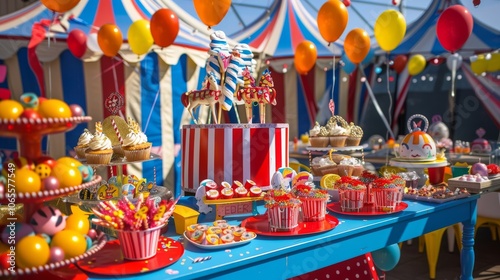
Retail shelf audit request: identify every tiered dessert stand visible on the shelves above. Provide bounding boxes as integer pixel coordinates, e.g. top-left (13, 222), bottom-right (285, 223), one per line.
top-left (0, 117), bottom-right (107, 276)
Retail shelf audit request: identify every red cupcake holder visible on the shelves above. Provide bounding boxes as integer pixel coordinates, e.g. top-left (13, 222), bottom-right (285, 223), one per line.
top-left (267, 206), bottom-right (300, 231)
top-left (299, 198), bottom-right (328, 222)
top-left (373, 188), bottom-right (401, 212)
top-left (339, 189), bottom-right (366, 212)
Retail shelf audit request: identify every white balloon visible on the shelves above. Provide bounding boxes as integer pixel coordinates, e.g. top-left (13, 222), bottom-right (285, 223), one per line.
top-left (87, 33), bottom-right (102, 53)
top-left (446, 53), bottom-right (463, 71)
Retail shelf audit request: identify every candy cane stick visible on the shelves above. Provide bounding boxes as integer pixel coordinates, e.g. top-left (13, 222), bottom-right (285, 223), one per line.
top-left (111, 118), bottom-right (123, 146)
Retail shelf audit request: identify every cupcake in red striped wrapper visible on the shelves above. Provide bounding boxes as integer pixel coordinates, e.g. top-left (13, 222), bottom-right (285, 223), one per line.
top-left (372, 177), bottom-right (402, 212)
top-left (264, 189), bottom-right (301, 231)
top-left (336, 177), bottom-right (366, 212)
top-left (359, 171), bottom-right (379, 204)
top-left (292, 183), bottom-right (330, 222)
top-left (388, 174), bottom-right (406, 205)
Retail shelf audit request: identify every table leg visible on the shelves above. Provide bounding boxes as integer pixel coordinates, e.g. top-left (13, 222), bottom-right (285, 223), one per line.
top-left (460, 199), bottom-right (477, 280)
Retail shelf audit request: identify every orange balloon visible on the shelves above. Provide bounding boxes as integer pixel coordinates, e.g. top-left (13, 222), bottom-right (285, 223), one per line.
top-left (150, 9), bottom-right (180, 48)
top-left (41, 0), bottom-right (80, 13)
top-left (294, 41), bottom-right (318, 75)
top-left (343, 28), bottom-right (371, 64)
top-left (317, 0), bottom-right (348, 43)
top-left (97, 24), bottom-right (123, 57)
top-left (193, 0), bottom-right (231, 27)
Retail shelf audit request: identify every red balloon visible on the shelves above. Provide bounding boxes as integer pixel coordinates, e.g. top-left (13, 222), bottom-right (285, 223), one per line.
top-left (392, 55), bottom-right (408, 74)
top-left (67, 29), bottom-right (87, 58)
top-left (436, 5), bottom-right (474, 53)
top-left (343, 0), bottom-right (351, 7)
top-left (150, 9), bottom-right (179, 48)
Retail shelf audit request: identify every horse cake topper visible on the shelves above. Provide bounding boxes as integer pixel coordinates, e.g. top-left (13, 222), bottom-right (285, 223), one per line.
top-left (181, 30), bottom-right (277, 124)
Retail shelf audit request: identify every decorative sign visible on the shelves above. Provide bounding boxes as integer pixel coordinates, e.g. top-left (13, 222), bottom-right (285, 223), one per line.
top-left (215, 201), bottom-right (253, 218)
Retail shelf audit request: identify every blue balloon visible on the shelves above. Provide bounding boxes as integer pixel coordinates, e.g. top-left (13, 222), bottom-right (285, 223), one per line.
top-left (342, 53), bottom-right (356, 74)
top-left (372, 243), bottom-right (401, 271)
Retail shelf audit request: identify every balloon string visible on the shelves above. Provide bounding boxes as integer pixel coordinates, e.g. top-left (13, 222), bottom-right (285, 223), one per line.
top-left (359, 64), bottom-right (395, 140)
top-left (144, 89), bottom-right (160, 134)
top-left (331, 56), bottom-right (336, 113)
top-left (386, 53), bottom-right (393, 139)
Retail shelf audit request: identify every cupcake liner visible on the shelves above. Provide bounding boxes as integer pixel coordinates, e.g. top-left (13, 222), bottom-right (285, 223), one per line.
top-left (85, 151), bottom-right (113, 164)
top-left (339, 189), bottom-right (365, 212)
top-left (124, 146), bottom-right (151, 161)
top-left (373, 188), bottom-right (402, 212)
top-left (346, 136), bottom-right (361, 146)
top-left (352, 165), bottom-right (364, 177)
top-left (299, 198), bottom-right (328, 222)
top-left (310, 137), bottom-right (329, 147)
top-left (320, 165), bottom-right (339, 176)
top-left (74, 146), bottom-right (88, 159)
top-left (116, 225), bottom-right (162, 260)
top-left (267, 206), bottom-right (300, 231)
top-left (329, 135), bottom-right (348, 147)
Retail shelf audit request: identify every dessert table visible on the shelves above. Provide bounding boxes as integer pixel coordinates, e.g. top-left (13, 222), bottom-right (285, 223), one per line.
top-left (84, 195), bottom-right (481, 280)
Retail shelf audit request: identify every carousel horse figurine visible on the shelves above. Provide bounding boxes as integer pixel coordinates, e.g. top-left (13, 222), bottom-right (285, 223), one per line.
top-left (181, 71), bottom-right (222, 124)
top-left (237, 68), bottom-right (276, 123)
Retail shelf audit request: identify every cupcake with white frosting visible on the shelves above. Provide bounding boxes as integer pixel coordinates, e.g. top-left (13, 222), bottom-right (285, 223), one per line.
top-left (309, 122), bottom-right (329, 147)
top-left (74, 128), bottom-right (93, 159)
top-left (85, 122), bottom-right (113, 164)
top-left (122, 117), bottom-right (152, 161)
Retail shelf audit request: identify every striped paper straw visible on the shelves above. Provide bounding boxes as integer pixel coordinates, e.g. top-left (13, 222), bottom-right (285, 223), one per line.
top-left (111, 118), bottom-right (123, 145)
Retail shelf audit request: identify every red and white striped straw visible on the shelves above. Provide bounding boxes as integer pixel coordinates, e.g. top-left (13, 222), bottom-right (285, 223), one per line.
top-left (111, 118), bottom-right (123, 145)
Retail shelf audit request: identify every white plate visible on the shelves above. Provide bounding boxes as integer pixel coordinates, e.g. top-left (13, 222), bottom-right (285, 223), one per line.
top-left (183, 232), bottom-right (256, 250)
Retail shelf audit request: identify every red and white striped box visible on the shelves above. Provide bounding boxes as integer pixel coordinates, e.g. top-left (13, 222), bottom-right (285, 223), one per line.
top-left (116, 226), bottom-right (162, 260)
top-left (181, 124), bottom-right (289, 193)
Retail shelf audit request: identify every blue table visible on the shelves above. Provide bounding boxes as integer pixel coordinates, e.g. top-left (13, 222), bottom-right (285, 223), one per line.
top-left (88, 196), bottom-right (479, 280)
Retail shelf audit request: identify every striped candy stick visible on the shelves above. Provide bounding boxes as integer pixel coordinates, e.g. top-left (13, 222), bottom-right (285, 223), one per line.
top-left (111, 118), bottom-right (123, 145)
top-left (221, 54), bottom-right (244, 111)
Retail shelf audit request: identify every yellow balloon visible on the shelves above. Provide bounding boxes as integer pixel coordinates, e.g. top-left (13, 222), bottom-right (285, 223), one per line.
top-left (486, 52), bottom-right (500, 72)
top-left (470, 55), bottom-right (488, 75)
top-left (407, 54), bottom-right (427, 76)
top-left (128, 19), bottom-right (154, 56)
top-left (374, 10), bottom-right (406, 52)
top-left (65, 214), bottom-right (90, 235)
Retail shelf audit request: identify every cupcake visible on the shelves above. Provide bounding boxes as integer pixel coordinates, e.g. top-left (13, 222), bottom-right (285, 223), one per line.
top-left (326, 120), bottom-right (348, 147)
top-left (122, 117), bottom-right (152, 161)
top-left (309, 122), bottom-right (329, 147)
top-left (85, 122), bottom-right (113, 164)
top-left (336, 177), bottom-right (366, 212)
top-left (264, 189), bottom-right (301, 231)
top-left (292, 183), bottom-right (330, 222)
top-left (346, 122), bottom-right (363, 146)
top-left (372, 177), bottom-right (402, 212)
top-left (359, 171), bottom-right (379, 204)
top-left (74, 128), bottom-right (93, 159)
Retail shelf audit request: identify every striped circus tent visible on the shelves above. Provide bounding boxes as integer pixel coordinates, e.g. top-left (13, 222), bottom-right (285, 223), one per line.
top-left (0, 0), bottom-right (217, 196)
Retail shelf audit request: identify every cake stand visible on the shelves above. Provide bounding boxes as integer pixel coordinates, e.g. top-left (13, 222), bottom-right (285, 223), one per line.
top-left (389, 158), bottom-right (449, 187)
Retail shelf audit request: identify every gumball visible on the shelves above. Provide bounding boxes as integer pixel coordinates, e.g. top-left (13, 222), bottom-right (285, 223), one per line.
top-left (78, 165), bottom-right (94, 182)
top-left (35, 156), bottom-right (57, 169)
top-left (0, 253), bottom-right (11, 270)
top-left (87, 228), bottom-right (97, 240)
top-left (38, 99), bottom-right (71, 118)
top-left (0, 100), bottom-right (24, 119)
top-left (1, 222), bottom-right (34, 244)
top-left (35, 163), bottom-right (52, 179)
top-left (56, 157), bottom-right (82, 168)
top-left (30, 206), bottom-right (66, 236)
top-left (16, 235), bottom-right (50, 268)
top-left (19, 92), bottom-right (39, 109)
top-left (85, 235), bottom-right (93, 250)
top-left (69, 104), bottom-right (85, 117)
top-left (49, 246), bottom-right (65, 263)
top-left (13, 169), bottom-right (41, 193)
top-left (20, 108), bottom-right (42, 119)
top-left (65, 214), bottom-right (90, 235)
top-left (51, 163), bottom-right (82, 188)
top-left (42, 176), bottom-right (60, 191)
top-left (51, 229), bottom-right (87, 259)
